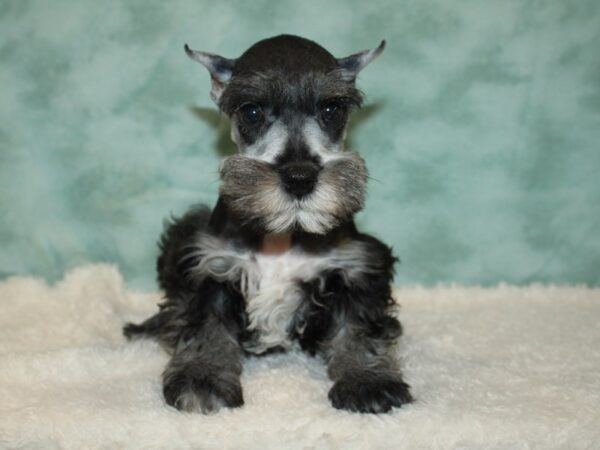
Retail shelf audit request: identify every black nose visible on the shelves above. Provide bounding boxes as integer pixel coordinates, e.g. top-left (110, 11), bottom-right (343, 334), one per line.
top-left (279, 162), bottom-right (320, 197)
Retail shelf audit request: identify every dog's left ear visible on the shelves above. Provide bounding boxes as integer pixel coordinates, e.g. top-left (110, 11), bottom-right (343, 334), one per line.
top-left (337, 40), bottom-right (386, 81)
top-left (185, 44), bottom-right (236, 103)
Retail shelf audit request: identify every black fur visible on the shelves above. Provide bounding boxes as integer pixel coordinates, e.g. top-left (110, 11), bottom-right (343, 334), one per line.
top-left (125, 200), bottom-right (412, 413)
top-left (219, 35), bottom-right (363, 147)
top-left (124, 35), bottom-right (412, 414)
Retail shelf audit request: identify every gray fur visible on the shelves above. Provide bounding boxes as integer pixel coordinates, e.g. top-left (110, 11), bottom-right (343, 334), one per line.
top-left (218, 70), bottom-right (363, 116)
top-left (125, 35), bottom-right (411, 416)
top-left (182, 233), bottom-right (259, 297)
top-left (162, 317), bottom-right (243, 413)
top-left (188, 36), bottom-right (373, 236)
top-left (324, 324), bottom-right (412, 414)
top-left (184, 44), bottom-right (236, 103)
top-left (219, 153), bottom-right (367, 234)
top-left (181, 230), bottom-right (387, 355)
top-left (324, 324), bottom-right (399, 381)
top-left (336, 40), bottom-right (386, 81)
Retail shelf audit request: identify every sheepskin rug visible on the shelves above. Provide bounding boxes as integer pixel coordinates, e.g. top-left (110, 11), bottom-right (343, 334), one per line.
top-left (1, 264), bottom-right (599, 449)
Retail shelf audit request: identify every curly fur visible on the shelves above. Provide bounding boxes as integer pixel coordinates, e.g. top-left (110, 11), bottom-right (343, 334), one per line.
top-left (124, 34), bottom-right (412, 414)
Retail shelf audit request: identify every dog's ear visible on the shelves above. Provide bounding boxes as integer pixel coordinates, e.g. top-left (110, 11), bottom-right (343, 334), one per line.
top-left (336, 40), bottom-right (386, 81)
top-left (185, 44), bottom-right (236, 103)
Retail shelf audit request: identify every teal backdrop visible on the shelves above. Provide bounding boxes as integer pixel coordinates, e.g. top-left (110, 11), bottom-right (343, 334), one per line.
top-left (1, 0), bottom-right (599, 289)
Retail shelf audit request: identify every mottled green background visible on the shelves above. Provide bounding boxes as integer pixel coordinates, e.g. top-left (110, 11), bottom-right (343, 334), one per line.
top-left (1, 0), bottom-right (599, 289)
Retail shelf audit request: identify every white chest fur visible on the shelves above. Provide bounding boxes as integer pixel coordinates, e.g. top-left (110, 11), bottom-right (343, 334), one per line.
top-left (188, 232), bottom-right (374, 354)
top-left (244, 249), bottom-right (320, 353)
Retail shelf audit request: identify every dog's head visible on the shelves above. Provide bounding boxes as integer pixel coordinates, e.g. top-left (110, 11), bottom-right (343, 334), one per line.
top-left (186, 35), bottom-right (384, 234)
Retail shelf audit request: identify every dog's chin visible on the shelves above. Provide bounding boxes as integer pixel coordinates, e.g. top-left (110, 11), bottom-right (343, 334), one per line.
top-left (263, 203), bottom-right (345, 235)
top-left (223, 193), bottom-right (355, 235)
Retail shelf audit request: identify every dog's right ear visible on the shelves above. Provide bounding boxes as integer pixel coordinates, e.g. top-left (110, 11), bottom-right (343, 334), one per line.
top-left (336, 40), bottom-right (386, 81)
top-left (185, 44), bottom-right (236, 104)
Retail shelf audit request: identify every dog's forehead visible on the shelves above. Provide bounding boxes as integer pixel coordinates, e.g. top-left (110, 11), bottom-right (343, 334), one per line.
top-left (219, 36), bottom-right (361, 115)
top-left (232, 35), bottom-right (338, 76)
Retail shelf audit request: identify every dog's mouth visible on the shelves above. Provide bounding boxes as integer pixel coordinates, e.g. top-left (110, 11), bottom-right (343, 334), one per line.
top-left (219, 154), bottom-right (367, 234)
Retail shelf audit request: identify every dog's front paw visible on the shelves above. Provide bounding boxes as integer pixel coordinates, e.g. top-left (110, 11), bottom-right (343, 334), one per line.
top-left (163, 371), bottom-right (244, 414)
top-left (328, 374), bottom-right (413, 414)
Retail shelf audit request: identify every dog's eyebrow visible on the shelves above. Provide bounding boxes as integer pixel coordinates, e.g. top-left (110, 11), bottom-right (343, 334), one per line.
top-left (219, 73), bottom-right (275, 113)
top-left (316, 73), bottom-right (364, 107)
top-left (219, 71), bottom-right (363, 114)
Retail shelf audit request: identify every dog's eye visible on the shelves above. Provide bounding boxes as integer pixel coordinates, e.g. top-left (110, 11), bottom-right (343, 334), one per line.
top-left (239, 104), bottom-right (264, 125)
top-left (320, 102), bottom-right (342, 124)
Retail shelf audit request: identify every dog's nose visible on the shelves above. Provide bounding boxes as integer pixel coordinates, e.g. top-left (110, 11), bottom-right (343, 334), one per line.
top-left (279, 162), bottom-right (320, 198)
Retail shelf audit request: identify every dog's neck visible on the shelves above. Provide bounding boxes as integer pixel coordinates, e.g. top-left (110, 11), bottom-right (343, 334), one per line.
top-left (259, 233), bottom-right (292, 255)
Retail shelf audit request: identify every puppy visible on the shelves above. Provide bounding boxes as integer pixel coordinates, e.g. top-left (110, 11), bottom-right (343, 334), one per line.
top-left (124, 34), bottom-right (412, 414)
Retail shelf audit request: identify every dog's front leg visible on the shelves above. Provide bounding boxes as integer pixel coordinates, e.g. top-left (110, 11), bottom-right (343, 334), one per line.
top-left (162, 314), bottom-right (244, 414)
top-left (325, 324), bottom-right (413, 413)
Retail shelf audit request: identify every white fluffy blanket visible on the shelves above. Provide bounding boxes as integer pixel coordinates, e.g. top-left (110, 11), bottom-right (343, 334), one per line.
top-left (1, 265), bottom-right (599, 449)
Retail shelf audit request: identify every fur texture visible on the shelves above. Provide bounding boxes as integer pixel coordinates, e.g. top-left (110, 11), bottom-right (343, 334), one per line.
top-left (124, 35), bottom-right (412, 414)
top-left (3, 265), bottom-right (600, 448)
top-left (219, 153), bottom-right (367, 233)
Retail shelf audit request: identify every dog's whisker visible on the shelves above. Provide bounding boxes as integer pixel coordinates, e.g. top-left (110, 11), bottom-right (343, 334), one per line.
top-left (366, 174), bottom-right (383, 184)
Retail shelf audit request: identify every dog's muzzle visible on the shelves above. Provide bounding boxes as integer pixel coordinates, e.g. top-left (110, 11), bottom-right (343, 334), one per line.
top-left (219, 154), bottom-right (367, 234)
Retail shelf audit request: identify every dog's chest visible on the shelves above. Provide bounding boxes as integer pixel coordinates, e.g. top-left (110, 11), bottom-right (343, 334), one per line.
top-left (243, 249), bottom-right (319, 354)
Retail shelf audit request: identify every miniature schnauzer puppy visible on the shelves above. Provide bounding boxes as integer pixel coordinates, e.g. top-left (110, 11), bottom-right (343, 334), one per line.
top-left (124, 35), bottom-right (412, 414)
